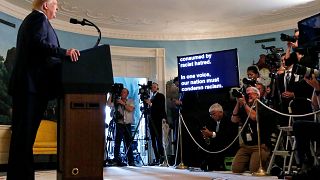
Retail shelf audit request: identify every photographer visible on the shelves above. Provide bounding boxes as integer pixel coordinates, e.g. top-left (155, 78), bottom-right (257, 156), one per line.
top-left (292, 74), bottom-right (320, 179)
top-left (283, 29), bottom-right (318, 69)
top-left (200, 103), bottom-right (238, 171)
top-left (107, 88), bottom-right (135, 166)
top-left (231, 87), bottom-right (276, 173)
top-left (145, 82), bottom-right (167, 165)
top-left (284, 29), bottom-right (299, 64)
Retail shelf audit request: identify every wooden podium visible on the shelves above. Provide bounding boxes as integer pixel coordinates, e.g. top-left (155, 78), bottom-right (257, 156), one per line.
top-left (57, 45), bottom-right (113, 180)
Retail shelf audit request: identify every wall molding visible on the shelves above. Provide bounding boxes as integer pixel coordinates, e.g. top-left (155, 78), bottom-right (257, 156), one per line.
top-left (1, 0), bottom-right (319, 40)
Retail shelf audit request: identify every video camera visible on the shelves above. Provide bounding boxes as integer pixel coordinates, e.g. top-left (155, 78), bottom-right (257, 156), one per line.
top-left (297, 13), bottom-right (320, 52)
top-left (110, 83), bottom-right (124, 101)
top-left (110, 83), bottom-right (124, 120)
top-left (261, 44), bottom-right (284, 69)
top-left (138, 81), bottom-right (152, 101)
top-left (291, 13), bottom-right (320, 79)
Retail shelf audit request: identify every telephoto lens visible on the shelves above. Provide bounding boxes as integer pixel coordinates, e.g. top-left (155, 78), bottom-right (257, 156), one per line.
top-left (232, 89), bottom-right (243, 98)
top-left (280, 33), bottom-right (296, 42)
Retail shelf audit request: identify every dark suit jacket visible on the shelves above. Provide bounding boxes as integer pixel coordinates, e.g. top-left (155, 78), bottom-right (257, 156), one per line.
top-left (206, 114), bottom-right (238, 156)
top-left (150, 92), bottom-right (167, 124)
top-left (274, 72), bottom-right (313, 114)
top-left (9, 10), bottom-right (67, 99)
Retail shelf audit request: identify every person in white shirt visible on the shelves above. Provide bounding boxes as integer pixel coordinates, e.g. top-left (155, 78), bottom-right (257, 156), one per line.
top-left (107, 88), bottom-right (135, 166)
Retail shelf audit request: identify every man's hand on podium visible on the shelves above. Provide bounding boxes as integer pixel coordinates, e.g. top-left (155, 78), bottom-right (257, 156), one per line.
top-left (66, 48), bottom-right (80, 62)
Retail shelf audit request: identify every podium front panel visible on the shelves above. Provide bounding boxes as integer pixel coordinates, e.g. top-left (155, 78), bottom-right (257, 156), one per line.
top-left (58, 94), bottom-right (105, 180)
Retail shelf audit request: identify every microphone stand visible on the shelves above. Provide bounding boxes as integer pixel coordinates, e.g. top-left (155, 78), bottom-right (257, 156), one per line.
top-left (82, 19), bottom-right (101, 48)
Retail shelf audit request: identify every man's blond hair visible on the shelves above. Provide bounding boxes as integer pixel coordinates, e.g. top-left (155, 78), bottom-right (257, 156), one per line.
top-left (32, 0), bottom-right (53, 10)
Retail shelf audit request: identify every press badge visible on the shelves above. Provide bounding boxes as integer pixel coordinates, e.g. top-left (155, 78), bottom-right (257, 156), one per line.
top-left (246, 133), bottom-right (252, 142)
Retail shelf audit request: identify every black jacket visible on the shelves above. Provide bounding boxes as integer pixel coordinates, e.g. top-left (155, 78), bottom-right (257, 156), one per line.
top-left (9, 10), bottom-right (67, 99)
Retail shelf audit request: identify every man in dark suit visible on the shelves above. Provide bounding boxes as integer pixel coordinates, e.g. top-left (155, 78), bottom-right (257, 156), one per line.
top-left (274, 58), bottom-right (313, 126)
top-left (145, 82), bottom-right (167, 164)
top-left (200, 103), bottom-right (238, 171)
top-left (292, 74), bottom-right (320, 179)
top-left (7, 0), bottom-right (80, 179)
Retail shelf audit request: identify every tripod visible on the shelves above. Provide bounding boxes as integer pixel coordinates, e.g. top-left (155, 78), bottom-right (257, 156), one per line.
top-left (140, 102), bottom-right (153, 165)
top-left (104, 109), bottom-right (117, 166)
top-left (124, 109), bottom-right (146, 166)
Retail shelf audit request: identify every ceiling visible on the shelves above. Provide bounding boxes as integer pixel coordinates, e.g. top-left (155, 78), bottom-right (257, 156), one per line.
top-left (0, 0), bottom-right (319, 40)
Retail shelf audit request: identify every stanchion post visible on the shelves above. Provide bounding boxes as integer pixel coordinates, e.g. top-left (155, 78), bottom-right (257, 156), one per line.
top-left (175, 110), bottom-right (188, 169)
top-left (253, 101), bottom-right (267, 176)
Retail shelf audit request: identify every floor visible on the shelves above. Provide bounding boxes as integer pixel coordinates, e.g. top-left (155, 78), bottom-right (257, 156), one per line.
top-left (0, 166), bottom-right (279, 180)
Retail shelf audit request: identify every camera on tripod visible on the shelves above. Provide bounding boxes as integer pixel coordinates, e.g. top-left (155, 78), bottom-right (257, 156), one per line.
top-left (111, 83), bottom-right (124, 100)
top-left (110, 83), bottom-right (124, 120)
top-left (138, 81), bottom-right (152, 101)
top-left (262, 44), bottom-right (284, 70)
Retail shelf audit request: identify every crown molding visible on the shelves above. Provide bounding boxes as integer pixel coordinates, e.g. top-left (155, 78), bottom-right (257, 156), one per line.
top-left (1, 0), bottom-right (319, 41)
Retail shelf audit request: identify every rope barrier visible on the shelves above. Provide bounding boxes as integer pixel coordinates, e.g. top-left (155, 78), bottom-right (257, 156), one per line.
top-left (178, 99), bottom-right (320, 154)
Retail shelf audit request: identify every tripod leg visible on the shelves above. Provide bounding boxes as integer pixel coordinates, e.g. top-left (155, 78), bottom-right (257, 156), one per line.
top-left (104, 120), bottom-right (116, 166)
top-left (123, 110), bottom-right (146, 166)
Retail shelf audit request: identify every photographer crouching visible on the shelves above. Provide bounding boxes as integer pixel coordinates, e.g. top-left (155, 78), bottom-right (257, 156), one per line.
top-left (231, 87), bottom-right (276, 173)
top-left (291, 73), bottom-right (320, 179)
top-left (107, 85), bottom-right (136, 166)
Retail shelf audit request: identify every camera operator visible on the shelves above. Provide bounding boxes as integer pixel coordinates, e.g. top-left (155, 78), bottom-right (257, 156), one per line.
top-left (231, 87), bottom-right (276, 173)
top-left (107, 88), bottom-right (135, 166)
top-left (292, 74), bottom-right (320, 179)
top-left (144, 82), bottom-right (167, 165)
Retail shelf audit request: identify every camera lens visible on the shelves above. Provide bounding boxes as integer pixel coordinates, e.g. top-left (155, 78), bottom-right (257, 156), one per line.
top-left (242, 78), bottom-right (256, 86)
top-left (280, 33), bottom-right (296, 43)
top-left (232, 89), bottom-right (243, 98)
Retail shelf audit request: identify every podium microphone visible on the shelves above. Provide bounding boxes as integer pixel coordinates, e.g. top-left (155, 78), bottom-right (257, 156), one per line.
top-left (69, 18), bottom-right (101, 47)
top-left (69, 18), bottom-right (92, 26)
